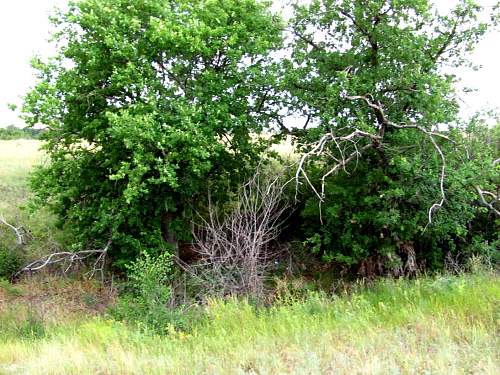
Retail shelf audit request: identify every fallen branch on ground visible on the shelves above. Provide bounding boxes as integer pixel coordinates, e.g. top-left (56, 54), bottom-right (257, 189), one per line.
top-left (19, 240), bottom-right (112, 279)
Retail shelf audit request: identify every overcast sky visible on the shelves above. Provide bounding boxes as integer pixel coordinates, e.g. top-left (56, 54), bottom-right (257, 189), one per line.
top-left (0, 0), bottom-right (498, 127)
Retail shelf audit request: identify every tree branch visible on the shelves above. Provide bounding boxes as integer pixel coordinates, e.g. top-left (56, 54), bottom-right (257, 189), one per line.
top-left (475, 186), bottom-right (500, 217)
top-left (0, 215), bottom-right (32, 246)
top-left (292, 128), bottom-right (381, 224)
top-left (342, 95), bottom-right (451, 225)
top-left (20, 240), bottom-right (112, 279)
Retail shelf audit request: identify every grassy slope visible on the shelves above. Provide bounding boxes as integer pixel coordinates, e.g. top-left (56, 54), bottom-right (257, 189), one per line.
top-left (0, 139), bottom-right (499, 374)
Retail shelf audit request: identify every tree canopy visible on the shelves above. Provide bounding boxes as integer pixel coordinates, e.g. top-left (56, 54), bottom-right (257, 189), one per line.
top-left (22, 0), bottom-right (499, 273)
top-left (23, 0), bottom-right (283, 264)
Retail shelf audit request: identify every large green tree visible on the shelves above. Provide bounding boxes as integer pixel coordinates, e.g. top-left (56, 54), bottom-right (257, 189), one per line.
top-left (23, 0), bottom-right (282, 266)
top-left (284, 0), bottom-right (499, 272)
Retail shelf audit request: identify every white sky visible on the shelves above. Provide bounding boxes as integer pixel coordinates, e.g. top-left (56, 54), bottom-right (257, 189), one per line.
top-left (0, 0), bottom-right (498, 127)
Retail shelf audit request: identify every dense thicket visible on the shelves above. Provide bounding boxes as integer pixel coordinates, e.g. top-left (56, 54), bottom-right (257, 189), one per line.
top-left (22, 0), bottom-right (498, 277)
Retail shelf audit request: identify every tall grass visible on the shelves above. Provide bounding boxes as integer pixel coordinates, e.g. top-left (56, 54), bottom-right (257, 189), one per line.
top-left (1, 273), bottom-right (498, 374)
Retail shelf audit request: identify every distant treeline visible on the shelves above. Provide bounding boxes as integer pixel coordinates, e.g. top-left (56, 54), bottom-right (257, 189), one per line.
top-left (0, 125), bottom-right (44, 140)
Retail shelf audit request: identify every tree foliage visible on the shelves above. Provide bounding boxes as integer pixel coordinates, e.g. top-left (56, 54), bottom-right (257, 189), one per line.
top-left (283, 0), bottom-right (499, 272)
top-left (23, 0), bottom-right (282, 266)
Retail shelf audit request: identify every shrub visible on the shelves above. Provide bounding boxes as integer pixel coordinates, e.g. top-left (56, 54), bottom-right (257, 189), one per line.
top-left (126, 250), bottom-right (173, 306)
top-left (287, 123), bottom-right (499, 275)
top-left (110, 249), bottom-right (195, 333)
top-left (185, 170), bottom-right (289, 298)
top-left (0, 245), bottom-right (23, 279)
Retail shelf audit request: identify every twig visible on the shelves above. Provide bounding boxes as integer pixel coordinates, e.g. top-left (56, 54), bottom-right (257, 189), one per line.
top-left (475, 186), bottom-right (500, 217)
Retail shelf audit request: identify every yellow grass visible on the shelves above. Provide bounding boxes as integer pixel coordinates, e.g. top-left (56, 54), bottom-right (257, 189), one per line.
top-left (0, 140), bottom-right (44, 214)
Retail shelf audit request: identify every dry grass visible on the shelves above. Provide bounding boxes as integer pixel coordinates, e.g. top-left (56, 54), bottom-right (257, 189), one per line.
top-left (0, 140), bottom-right (44, 213)
top-left (0, 275), bottom-right (115, 318)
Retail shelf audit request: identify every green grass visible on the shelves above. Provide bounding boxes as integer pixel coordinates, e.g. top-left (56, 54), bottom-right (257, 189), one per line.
top-left (0, 273), bottom-right (499, 374)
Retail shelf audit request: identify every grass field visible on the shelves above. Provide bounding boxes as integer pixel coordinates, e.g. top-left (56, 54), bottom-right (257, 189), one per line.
top-left (0, 139), bottom-right (499, 374)
top-left (1, 274), bottom-right (499, 374)
top-left (0, 140), bottom-right (44, 215)
top-left (0, 140), bottom-right (63, 259)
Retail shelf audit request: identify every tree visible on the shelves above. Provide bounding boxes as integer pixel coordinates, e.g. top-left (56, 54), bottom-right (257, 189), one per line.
top-left (0, 125), bottom-right (42, 140)
top-left (22, 0), bottom-right (283, 267)
top-left (283, 0), bottom-right (499, 272)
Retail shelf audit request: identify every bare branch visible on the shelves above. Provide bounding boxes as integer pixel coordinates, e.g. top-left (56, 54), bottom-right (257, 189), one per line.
top-left (475, 186), bottom-right (500, 217)
top-left (425, 134), bottom-right (446, 225)
top-left (0, 215), bottom-right (32, 246)
top-left (345, 95), bottom-right (450, 225)
top-left (294, 129), bottom-right (381, 197)
top-left (182, 170), bottom-right (289, 297)
top-left (20, 240), bottom-right (112, 279)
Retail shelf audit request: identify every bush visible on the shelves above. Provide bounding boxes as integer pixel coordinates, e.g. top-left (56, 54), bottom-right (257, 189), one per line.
top-left (187, 170), bottom-right (289, 299)
top-left (127, 250), bottom-right (173, 305)
top-left (0, 245), bottom-right (23, 279)
top-left (287, 123), bottom-right (499, 276)
top-left (110, 250), bottom-right (190, 333)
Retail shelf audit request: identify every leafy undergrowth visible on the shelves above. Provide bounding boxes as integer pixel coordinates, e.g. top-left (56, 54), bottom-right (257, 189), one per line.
top-left (0, 272), bottom-right (498, 374)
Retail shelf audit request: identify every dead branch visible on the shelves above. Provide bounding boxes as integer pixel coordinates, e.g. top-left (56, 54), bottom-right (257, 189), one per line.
top-left (20, 240), bottom-right (112, 279)
top-left (475, 186), bottom-right (500, 217)
top-left (182, 170), bottom-right (289, 297)
top-left (294, 129), bottom-right (381, 203)
top-left (345, 95), bottom-right (450, 225)
top-left (292, 94), bottom-right (454, 225)
top-left (0, 214), bottom-right (32, 246)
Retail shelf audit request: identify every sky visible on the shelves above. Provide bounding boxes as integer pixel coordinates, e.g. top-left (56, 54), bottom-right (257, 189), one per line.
top-left (0, 0), bottom-right (499, 127)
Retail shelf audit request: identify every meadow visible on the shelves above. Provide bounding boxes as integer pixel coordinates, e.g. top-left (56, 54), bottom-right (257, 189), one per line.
top-left (0, 140), bottom-right (43, 215)
top-left (1, 274), bottom-right (498, 374)
top-left (0, 139), bottom-right (499, 374)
